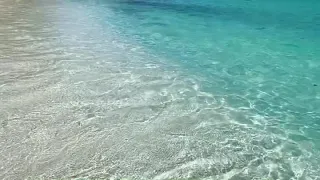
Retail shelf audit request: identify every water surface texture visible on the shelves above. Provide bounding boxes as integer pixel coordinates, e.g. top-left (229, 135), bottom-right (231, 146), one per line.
top-left (1, 0), bottom-right (320, 179)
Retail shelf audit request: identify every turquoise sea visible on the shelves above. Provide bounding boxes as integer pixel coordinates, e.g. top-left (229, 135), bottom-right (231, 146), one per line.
top-left (0, 0), bottom-right (319, 179)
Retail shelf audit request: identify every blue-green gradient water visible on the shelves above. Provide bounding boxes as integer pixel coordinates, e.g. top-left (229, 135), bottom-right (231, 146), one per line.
top-left (106, 0), bottom-right (320, 119)
top-left (0, 0), bottom-right (320, 179)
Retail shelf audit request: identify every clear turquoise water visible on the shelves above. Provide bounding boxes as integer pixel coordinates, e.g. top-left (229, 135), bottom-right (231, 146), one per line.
top-left (109, 2), bottom-right (320, 127)
top-left (105, 0), bottom-right (320, 121)
top-left (1, 0), bottom-right (320, 179)
top-left (82, 0), bottom-right (320, 178)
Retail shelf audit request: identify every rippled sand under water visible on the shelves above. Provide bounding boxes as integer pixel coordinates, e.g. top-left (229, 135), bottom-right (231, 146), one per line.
top-left (0, 0), bottom-right (320, 179)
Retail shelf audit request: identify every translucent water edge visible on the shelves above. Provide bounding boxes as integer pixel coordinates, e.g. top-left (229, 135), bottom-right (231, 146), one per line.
top-left (0, 0), bottom-right (320, 179)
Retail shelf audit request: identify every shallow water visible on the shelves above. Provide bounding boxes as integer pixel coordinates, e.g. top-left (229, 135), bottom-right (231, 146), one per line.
top-left (0, 0), bottom-right (320, 179)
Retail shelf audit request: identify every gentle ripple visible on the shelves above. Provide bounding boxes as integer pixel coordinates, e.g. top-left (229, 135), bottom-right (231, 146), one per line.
top-left (0, 0), bottom-right (320, 179)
